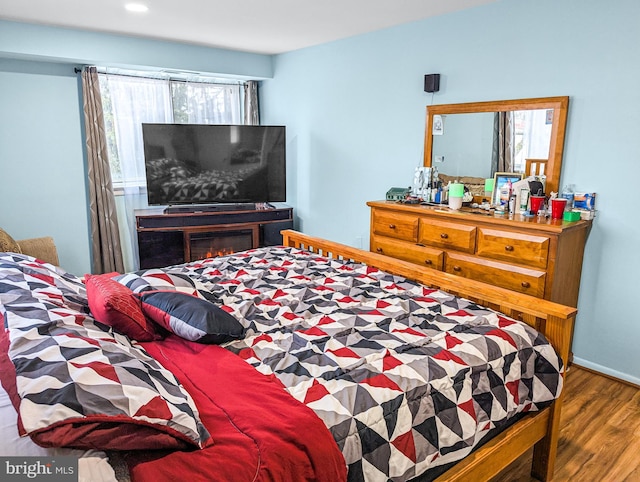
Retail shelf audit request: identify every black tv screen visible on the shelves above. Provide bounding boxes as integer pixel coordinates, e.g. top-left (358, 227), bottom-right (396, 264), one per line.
top-left (142, 124), bottom-right (286, 206)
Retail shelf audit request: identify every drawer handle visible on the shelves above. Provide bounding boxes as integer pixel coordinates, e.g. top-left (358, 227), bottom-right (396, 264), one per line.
top-left (440, 233), bottom-right (449, 239)
top-left (376, 247), bottom-right (383, 253)
top-left (505, 245), bottom-right (514, 252)
top-left (388, 224), bottom-right (396, 229)
top-left (521, 281), bottom-right (530, 288)
top-left (453, 266), bottom-right (461, 272)
top-left (424, 259), bottom-right (432, 265)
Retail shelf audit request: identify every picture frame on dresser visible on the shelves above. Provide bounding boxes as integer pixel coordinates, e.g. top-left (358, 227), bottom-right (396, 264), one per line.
top-left (492, 172), bottom-right (524, 206)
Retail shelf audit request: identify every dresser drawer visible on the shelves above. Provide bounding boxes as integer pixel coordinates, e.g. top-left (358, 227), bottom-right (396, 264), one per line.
top-left (418, 218), bottom-right (476, 253)
top-left (476, 228), bottom-right (550, 269)
top-left (444, 252), bottom-right (546, 297)
top-left (371, 235), bottom-right (443, 270)
top-left (372, 210), bottom-right (419, 242)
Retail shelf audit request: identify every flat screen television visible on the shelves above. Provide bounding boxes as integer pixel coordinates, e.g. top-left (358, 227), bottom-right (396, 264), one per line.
top-left (142, 123), bottom-right (286, 207)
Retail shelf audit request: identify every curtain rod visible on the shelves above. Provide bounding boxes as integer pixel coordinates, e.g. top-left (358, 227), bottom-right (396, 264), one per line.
top-left (73, 67), bottom-right (248, 86)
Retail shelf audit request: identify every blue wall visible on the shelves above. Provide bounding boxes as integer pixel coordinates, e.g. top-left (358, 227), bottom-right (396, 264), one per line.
top-left (0, 0), bottom-right (638, 384)
top-left (260, 0), bottom-right (640, 384)
top-left (0, 59), bottom-right (91, 275)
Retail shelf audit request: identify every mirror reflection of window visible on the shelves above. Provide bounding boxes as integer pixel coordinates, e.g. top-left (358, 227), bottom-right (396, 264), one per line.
top-left (513, 109), bottom-right (553, 172)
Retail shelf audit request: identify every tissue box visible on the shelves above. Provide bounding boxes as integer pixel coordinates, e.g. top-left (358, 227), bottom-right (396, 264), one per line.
top-left (573, 192), bottom-right (596, 210)
top-left (572, 208), bottom-right (596, 220)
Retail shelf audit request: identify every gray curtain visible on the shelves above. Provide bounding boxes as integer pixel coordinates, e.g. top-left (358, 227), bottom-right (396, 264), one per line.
top-left (81, 66), bottom-right (125, 274)
top-left (244, 81), bottom-right (260, 125)
top-left (491, 112), bottom-right (514, 175)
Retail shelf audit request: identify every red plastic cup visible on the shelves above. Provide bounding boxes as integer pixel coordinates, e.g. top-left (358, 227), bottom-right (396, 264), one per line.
top-left (530, 195), bottom-right (545, 215)
top-left (551, 198), bottom-right (567, 219)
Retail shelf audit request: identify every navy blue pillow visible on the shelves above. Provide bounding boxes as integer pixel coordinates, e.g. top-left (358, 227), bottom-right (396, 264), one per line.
top-left (138, 291), bottom-right (245, 344)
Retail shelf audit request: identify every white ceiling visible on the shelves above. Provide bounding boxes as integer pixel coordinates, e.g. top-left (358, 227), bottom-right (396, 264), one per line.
top-left (0, 0), bottom-right (496, 55)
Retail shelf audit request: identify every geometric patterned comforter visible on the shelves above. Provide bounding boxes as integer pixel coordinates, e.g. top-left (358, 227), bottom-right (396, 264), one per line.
top-left (0, 254), bottom-right (210, 450)
top-left (117, 246), bottom-right (564, 482)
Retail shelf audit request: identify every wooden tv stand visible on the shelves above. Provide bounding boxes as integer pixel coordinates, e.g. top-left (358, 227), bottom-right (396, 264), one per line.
top-left (135, 204), bottom-right (293, 269)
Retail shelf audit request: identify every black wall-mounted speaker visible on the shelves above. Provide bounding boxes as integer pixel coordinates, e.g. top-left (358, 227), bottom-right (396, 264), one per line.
top-left (424, 74), bottom-right (440, 93)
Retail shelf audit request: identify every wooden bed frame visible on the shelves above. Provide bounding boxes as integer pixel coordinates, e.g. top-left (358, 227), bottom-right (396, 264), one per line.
top-left (281, 230), bottom-right (576, 482)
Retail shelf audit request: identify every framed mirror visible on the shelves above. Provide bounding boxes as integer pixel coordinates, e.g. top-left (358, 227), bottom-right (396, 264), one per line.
top-left (423, 96), bottom-right (569, 195)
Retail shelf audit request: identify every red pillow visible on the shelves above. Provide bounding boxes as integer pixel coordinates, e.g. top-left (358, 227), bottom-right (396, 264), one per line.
top-left (85, 274), bottom-right (159, 341)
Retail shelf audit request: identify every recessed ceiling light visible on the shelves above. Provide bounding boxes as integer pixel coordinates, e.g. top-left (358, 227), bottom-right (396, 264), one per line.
top-left (125, 3), bottom-right (149, 13)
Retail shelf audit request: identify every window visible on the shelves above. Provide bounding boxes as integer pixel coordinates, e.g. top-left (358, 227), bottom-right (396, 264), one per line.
top-left (99, 73), bottom-right (242, 189)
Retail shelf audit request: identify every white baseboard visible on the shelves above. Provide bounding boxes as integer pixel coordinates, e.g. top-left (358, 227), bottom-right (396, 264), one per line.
top-left (572, 357), bottom-right (640, 387)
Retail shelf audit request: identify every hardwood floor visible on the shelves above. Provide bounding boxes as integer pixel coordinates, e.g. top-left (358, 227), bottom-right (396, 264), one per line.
top-left (491, 366), bottom-right (640, 482)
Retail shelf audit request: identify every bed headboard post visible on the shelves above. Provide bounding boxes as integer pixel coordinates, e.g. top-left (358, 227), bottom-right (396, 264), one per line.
top-left (281, 230), bottom-right (298, 249)
top-left (541, 315), bottom-right (574, 371)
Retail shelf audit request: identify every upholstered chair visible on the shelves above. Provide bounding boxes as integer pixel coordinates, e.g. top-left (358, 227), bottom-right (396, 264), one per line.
top-left (0, 228), bottom-right (59, 266)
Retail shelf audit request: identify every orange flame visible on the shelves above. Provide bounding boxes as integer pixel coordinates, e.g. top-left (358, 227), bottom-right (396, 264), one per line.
top-left (204, 248), bottom-right (235, 259)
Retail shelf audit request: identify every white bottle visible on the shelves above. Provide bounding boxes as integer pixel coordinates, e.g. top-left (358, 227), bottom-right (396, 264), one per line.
top-left (499, 182), bottom-right (511, 209)
top-left (519, 188), bottom-right (530, 215)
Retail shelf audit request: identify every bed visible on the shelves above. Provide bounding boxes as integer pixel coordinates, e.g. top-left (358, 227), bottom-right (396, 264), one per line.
top-left (0, 230), bottom-right (574, 482)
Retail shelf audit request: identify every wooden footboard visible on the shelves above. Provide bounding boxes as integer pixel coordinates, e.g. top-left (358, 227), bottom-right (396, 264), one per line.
top-left (281, 229), bottom-right (576, 481)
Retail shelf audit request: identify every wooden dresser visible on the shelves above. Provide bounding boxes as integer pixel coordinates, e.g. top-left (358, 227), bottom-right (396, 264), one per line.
top-left (367, 200), bottom-right (591, 308)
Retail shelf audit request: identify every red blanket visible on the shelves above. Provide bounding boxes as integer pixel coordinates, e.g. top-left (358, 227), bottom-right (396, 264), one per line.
top-left (126, 335), bottom-right (347, 482)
